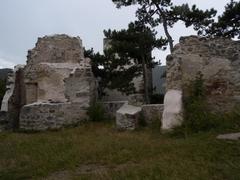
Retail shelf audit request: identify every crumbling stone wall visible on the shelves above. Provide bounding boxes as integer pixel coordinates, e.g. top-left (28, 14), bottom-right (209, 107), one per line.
top-left (18, 35), bottom-right (97, 131)
top-left (26, 35), bottom-right (84, 65)
top-left (20, 103), bottom-right (88, 131)
top-left (1, 66), bottom-right (25, 129)
top-left (167, 36), bottom-right (240, 111)
top-left (0, 34), bottom-right (97, 131)
top-left (162, 36), bottom-right (240, 130)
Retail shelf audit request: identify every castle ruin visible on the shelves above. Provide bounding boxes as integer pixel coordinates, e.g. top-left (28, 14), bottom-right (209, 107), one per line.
top-left (1, 35), bottom-right (97, 131)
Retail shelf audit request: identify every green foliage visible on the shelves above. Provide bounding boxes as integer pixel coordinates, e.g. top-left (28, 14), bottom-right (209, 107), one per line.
top-left (112, 0), bottom-right (217, 52)
top-left (87, 103), bottom-right (106, 122)
top-left (0, 122), bottom-right (239, 179)
top-left (180, 72), bottom-right (217, 135)
top-left (174, 72), bottom-right (240, 137)
top-left (202, 0), bottom-right (240, 39)
top-left (85, 22), bottom-right (167, 102)
top-left (84, 46), bottom-right (142, 96)
top-left (104, 22), bottom-right (167, 102)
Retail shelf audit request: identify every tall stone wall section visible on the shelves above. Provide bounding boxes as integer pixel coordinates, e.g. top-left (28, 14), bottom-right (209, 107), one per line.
top-left (163, 36), bottom-right (240, 130)
top-left (162, 36), bottom-right (240, 130)
top-left (18, 35), bottom-right (97, 131)
top-left (0, 66), bottom-right (25, 129)
top-left (0, 34), bottom-right (97, 131)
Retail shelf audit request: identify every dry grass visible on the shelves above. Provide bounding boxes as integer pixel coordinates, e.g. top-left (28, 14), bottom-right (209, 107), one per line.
top-left (0, 122), bottom-right (239, 180)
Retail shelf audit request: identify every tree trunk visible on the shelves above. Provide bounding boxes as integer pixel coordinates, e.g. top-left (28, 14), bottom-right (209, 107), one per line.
top-left (162, 17), bottom-right (174, 53)
top-left (154, 3), bottom-right (174, 53)
top-left (142, 57), bottom-right (150, 104)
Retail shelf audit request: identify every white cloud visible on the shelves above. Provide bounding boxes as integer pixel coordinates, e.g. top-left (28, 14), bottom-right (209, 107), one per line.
top-left (0, 57), bottom-right (15, 69)
top-left (0, 0), bottom-right (231, 67)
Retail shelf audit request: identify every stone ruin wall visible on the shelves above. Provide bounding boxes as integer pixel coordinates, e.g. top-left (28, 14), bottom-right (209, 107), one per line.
top-left (1, 35), bottom-right (97, 131)
top-left (162, 36), bottom-right (240, 130)
top-left (20, 35), bottom-right (97, 131)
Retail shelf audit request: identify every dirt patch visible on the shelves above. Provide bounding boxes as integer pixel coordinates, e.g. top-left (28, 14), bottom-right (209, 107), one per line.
top-left (45, 162), bottom-right (139, 180)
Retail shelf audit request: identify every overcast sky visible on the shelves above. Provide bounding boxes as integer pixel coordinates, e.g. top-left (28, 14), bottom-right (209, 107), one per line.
top-left (0, 0), bottom-right (230, 68)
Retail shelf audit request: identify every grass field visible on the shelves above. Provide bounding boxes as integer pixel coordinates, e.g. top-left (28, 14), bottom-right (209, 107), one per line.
top-left (0, 122), bottom-right (239, 180)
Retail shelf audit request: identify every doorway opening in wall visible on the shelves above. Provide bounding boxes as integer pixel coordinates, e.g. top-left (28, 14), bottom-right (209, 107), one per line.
top-left (25, 83), bottom-right (38, 104)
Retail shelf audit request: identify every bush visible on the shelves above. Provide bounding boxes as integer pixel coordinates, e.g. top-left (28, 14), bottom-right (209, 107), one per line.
top-left (173, 72), bottom-right (240, 137)
top-left (87, 103), bottom-right (106, 122)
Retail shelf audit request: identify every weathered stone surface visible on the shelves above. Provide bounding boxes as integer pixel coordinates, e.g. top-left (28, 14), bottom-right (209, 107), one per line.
top-left (166, 36), bottom-right (240, 112)
top-left (162, 90), bottom-right (183, 130)
top-left (20, 103), bottom-right (88, 131)
top-left (1, 65), bottom-right (26, 129)
top-left (141, 104), bottom-right (164, 125)
top-left (116, 104), bottom-right (141, 130)
top-left (1, 65), bottom-right (25, 112)
top-left (18, 34), bottom-right (97, 131)
top-left (217, 133), bottom-right (240, 141)
top-left (163, 36), bottom-right (240, 130)
top-left (1, 34), bottom-right (97, 131)
top-left (24, 35), bottom-right (96, 104)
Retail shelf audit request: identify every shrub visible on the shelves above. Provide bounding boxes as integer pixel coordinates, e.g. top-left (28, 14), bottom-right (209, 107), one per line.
top-left (87, 103), bottom-right (106, 122)
top-left (173, 72), bottom-right (217, 136)
top-left (175, 72), bottom-right (240, 137)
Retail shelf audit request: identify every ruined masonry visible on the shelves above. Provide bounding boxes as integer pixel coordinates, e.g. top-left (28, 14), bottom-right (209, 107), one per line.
top-left (162, 36), bottom-right (240, 130)
top-left (1, 35), bottom-right (97, 131)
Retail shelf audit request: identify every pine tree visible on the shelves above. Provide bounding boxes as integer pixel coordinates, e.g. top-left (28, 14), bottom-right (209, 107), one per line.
top-left (202, 0), bottom-right (240, 39)
top-left (112, 0), bottom-right (217, 52)
top-left (86, 22), bottom-right (167, 103)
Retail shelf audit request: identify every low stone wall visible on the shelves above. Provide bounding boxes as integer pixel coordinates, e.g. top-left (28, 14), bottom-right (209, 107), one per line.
top-left (19, 103), bottom-right (88, 131)
top-left (101, 101), bottom-right (127, 118)
top-left (141, 104), bottom-right (164, 124)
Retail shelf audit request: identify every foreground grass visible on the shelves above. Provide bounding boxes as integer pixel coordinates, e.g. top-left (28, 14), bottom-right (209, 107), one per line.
top-left (0, 122), bottom-right (239, 180)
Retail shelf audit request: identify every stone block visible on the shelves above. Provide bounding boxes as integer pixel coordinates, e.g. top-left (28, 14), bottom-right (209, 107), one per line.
top-left (141, 104), bottom-right (164, 125)
top-left (161, 90), bottom-right (183, 131)
top-left (19, 102), bottom-right (88, 131)
top-left (116, 104), bottom-right (141, 130)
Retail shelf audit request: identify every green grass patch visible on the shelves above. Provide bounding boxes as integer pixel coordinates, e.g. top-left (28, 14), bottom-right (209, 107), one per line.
top-left (0, 122), bottom-right (239, 179)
